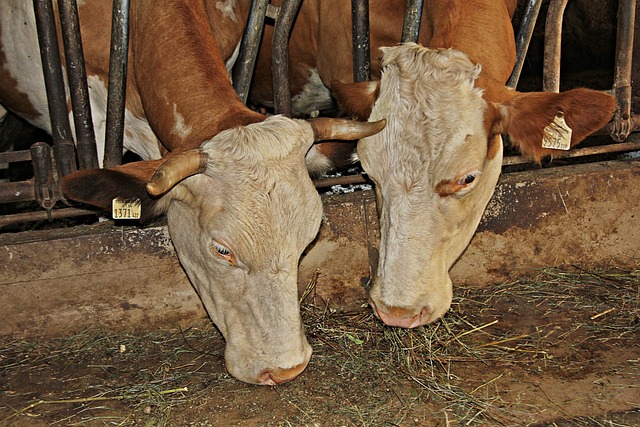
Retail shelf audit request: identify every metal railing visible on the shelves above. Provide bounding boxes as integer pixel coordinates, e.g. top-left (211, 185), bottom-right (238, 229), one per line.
top-left (1, 0), bottom-right (638, 224)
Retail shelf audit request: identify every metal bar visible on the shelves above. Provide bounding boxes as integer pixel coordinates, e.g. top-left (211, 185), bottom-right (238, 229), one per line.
top-left (401, 0), bottom-right (424, 43)
top-left (103, 0), bottom-right (130, 167)
top-left (0, 208), bottom-right (96, 228)
top-left (314, 174), bottom-right (369, 188)
top-left (507, 0), bottom-right (543, 89)
top-left (314, 138), bottom-right (640, 188)
top-left (272, 0), bottom-right (302, 117)
top-left (30, 142), bottom-right (60, 214)
top-left (503, 138), bottom-right (640, 166)
top-left (53, 140), bottom-right (77, 177)
top-left (58, 0), bottom-right (99, 170)
top-left (542, 0), bottom-right (569, 92)
top-left (233, 0), bottom-right (269, 104)
top-left (32, 0), bottom-right (74, 144)
top-left (352, 0), bottom-right (371, 82)
top-left (0, 181), bottom-right (35, 203)
top-left (0, 150), bottom-right (31, 164)
top-left (611, 0), bottom-right (636, 142)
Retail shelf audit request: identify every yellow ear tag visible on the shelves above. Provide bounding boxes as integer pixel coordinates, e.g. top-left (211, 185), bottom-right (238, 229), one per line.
top-left (542, 112), bottom-right (572, 150)
top-left (112, 197), bottom-right (141, 220)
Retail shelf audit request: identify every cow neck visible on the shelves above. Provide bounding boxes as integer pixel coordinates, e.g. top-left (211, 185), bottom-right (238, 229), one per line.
top-left (130, 0), bottom-right (264, 152)
top-left (427, 0), bottom-right (517, 93)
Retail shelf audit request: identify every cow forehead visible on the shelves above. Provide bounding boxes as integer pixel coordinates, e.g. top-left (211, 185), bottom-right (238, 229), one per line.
top-left (363, 44), bottom-right (489, 182)
top-left (200, 115), bottom-right (313, 165)
top-left (176, 116), bottom-right (322, 266)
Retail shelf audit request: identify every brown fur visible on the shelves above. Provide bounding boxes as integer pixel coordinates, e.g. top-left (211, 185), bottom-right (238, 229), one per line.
top-left (325, 0), bottom-right (614, 162)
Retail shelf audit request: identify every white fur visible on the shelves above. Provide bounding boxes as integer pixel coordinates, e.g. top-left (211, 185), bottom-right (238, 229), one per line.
top-left (215, 0), bottom-right (237, 22)
top-left (361, 44), bottom-right (504, 326)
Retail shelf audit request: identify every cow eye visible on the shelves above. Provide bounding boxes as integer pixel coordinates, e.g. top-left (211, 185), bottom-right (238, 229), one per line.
top-left (211, 240), bottom-right (237, 266)
top-left (457, 172), bottom-right (477, 186)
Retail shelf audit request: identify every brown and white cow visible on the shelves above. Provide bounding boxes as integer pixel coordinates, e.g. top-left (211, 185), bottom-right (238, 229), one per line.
top-left (0, 0), bottom-right (384, 384)
top-left (251, 0), bottom-right (616, 327)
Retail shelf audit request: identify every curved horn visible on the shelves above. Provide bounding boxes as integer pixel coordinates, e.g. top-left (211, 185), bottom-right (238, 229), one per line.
top-left (146, 149), bottom-right (208, 196)
top-left (308, 118), bottom-right (386, 142)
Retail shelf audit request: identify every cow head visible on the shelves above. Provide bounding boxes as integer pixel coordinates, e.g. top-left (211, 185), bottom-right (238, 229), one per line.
top-left (61, 115), bottom-right (385, 384)
top-left (332, 43), bottom-right (615, 328)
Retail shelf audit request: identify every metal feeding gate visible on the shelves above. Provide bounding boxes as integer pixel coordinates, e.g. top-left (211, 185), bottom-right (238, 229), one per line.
top-left (0, 0), bottom-right (638, 225)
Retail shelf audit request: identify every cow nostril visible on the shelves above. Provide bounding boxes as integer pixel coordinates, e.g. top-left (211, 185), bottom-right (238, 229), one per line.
top-left (371, 302), bottom-right (433, 328)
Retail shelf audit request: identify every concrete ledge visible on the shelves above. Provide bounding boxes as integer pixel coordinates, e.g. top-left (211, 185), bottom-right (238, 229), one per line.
top-left (1, 159), bottom-right (638, 337)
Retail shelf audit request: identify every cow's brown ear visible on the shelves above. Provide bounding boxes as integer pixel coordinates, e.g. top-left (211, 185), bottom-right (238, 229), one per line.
top-left (493, 88), bottom-right (615, 162)
top-left (61, 159), bottom-right (168, 223)
top-left (330, 80), bottom-right (380, 120)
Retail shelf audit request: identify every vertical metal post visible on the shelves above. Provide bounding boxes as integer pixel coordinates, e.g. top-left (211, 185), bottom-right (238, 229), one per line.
top-left (542, 0), bottom-right (569, 92)
top-left (401, 0), bottom-right (424, 43)
top-left (507, 0), bottom-right (543, 89)
top-left (32, 0), bottom-right (74, 144)
top-left (31, 142), bottom-right (61, 218)
top-left (103, 0), bottom-right (130, 168)
top-left (611, 0), bottom-right (636, 142)
top-left (58, 0), bottom-right (99, 170)
top-left (272, 0), bottom-right (302, 117)
top-left (352, 0), bottom-right (371, 82)
top-left (233, 0), bottom-right (270, 104)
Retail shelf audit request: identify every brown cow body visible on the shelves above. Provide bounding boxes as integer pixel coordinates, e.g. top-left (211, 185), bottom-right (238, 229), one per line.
top-left (0, 0), bottom-right (384, 384)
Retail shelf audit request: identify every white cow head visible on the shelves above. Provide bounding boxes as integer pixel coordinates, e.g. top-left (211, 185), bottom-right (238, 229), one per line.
top-left (62, 115), bottom-right (385, 384)
top-left (332, 43), bottom-right (615, 328)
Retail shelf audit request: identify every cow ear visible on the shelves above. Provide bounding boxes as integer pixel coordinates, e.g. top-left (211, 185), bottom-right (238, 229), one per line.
top-left (61, 159), bottom-right (169, 223)
top-left (331, 80), bottom-right (380, 120)
top-left (492, 88), bottom-right (616, 161)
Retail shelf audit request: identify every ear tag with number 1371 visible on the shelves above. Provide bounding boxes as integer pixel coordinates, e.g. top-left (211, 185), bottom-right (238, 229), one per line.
top-left (112, 197), bottom-right (141, 220)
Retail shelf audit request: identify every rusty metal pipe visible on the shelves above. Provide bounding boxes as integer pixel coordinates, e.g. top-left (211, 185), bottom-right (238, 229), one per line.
top-left (507, 0), bottom-right (543, 89)
top-left (272, 0), bottom-right (302, 117)
top-left (31, 142), bottom-right (61, 215)
top-left (0, 150), bottom-right (31, 164)
top-left (542, 0), bottom-right (569, 92)
top-left (0, 208), bottom-right (96, 228)
top-left (352, 0), bottom-right (371, 82)
top-left (0, 181), bottom-right (35, 204)
top-left (32, 0), bottom-right (74, 144)
top-left (58, 0), bottom-right (99, 170)
top-left (103, 0), bottom-right (130, 167)
top-left (401, 0), bottom-right (424, 43)
top-left (233, 0), bottom-right (269, 104)
top-left (611, 0), bottom-right (636, 142)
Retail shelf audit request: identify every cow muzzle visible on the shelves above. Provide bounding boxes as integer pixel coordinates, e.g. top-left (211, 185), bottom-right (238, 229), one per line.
top-left (369, 301), bottom-right (434, 328)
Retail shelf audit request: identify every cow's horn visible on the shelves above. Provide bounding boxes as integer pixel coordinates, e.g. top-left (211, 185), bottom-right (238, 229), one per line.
top-left (146, 149), bottom-right (208, 196)
top-left (309, 118), bottom-right (386, 142)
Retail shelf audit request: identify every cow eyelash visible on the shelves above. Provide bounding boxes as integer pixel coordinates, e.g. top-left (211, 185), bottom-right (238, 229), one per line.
top-left (212, 241), bottom-right (230, 256)
top-left (211, 240), bottom-right (237, 266)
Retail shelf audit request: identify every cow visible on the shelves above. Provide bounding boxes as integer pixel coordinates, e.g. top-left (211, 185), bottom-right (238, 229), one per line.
top-left (249, 0), bottom-right (616, 327)
top-left (0, 0), bottom-right (385, 384)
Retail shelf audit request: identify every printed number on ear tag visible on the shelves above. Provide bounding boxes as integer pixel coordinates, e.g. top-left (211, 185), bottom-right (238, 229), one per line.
top-left (542, 112), bottom-right (572, 150)
top-left (112, 197), bottom-right (141, 220)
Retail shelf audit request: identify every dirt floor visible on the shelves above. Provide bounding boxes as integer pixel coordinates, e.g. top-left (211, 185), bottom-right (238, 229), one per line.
top-left (1, 266), bottom-right (638, 426)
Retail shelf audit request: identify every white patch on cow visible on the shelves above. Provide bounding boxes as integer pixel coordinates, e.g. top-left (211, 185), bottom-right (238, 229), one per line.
top-left (172, 104), bottom-right (193, 139)
top-left (225, 41), bottom-right (241, 82)
top-left (215, 0), bottom-right (237, 23)
top-left (304, 146), bottom-right (333, 176)
top-left (83, 76), bottom-right (161, 165)
top-left (0, 3), bottom-right (50, 131)
top-left (291, 69), bottom-right (334, 117)
top-left (0, 4), bottom-right (161, 165)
